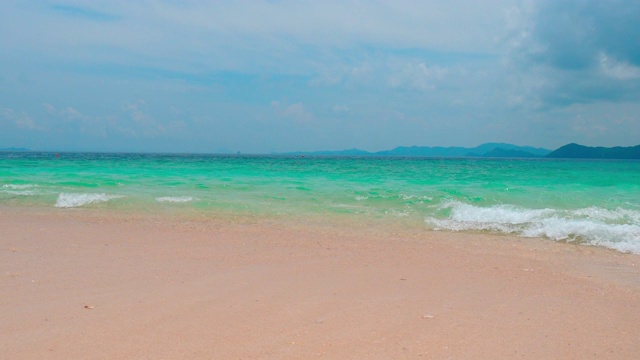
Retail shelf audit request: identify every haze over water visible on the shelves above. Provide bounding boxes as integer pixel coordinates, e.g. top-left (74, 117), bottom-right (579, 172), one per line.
top-left (2, 152), bottom-right (639, 254)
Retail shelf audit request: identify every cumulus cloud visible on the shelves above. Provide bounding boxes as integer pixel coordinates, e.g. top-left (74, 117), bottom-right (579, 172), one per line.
top-left (506, 0), bottom-right (640, 107)
top-left (2, 107), bottom-right (46, 131)
top-left (387, 61), bottom-right (448, 91)
top-left (0, 1), bottom-right (510, 79)
top-left (44, 103), bottom-right (87, 121)
top-left (43, 103), bottom-right (56, 114)
top-left (598, 52), bottom-right (640, 80)
top-left (41, 103), bottom-right (106, 137)
top-left (271, 101), bottom-right (313, 124)
top-left (311, 56), bottom-right (459, 93)
top-left (121, 99), bottom-right (187, 137)
top-left (15, 115), bottom-right (42, 131)
top-left (1, 1), bottom-right (638, 151)
top-left (60, 107), bottom-right (85, 122)
top-left (37, 101), bottom-right (189, 139)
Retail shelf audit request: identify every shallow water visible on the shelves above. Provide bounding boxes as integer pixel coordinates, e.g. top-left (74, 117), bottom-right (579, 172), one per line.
top-left (1, 152), bottom-right (639, 253)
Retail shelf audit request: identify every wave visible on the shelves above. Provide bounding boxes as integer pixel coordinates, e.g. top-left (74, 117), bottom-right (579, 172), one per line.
top-left (425, 201), bottom-right (640, 254)
top-left (155, 196), bottom-right (195, 203)
top-left (55, 193), bottom-right (124, 208)
top-left (2, 184), bottom-right (36, 189)
top-left (400, 194), bottom-right (433, 201)
top-left (2, 184), bottom-right (39, 196)
top-left (5, 190), bottom-right (37, 196)
top-left (354, 193), bottom-right (432, 202)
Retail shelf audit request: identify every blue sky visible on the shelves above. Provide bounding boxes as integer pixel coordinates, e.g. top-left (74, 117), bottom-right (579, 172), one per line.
top-left (1, 1), bottom-right (639, 153)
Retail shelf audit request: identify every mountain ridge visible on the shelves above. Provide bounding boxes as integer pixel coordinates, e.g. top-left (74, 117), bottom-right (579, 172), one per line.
top-left (283, 143), bottom-right (551, 158)
top-left (283, 143), bottom-right (640, 159)
top-left (547, 143), bottom-right (640, 159)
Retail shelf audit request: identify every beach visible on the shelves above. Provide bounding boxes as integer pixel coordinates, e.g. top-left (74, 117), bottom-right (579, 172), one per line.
top-left (4, 0), bottom-right (640, 358)
top-left (2, 208), bottom-right (639, 359)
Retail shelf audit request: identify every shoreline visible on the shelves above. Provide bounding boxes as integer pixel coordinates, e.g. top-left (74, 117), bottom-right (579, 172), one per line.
top-left (2, 208), bottom-right (639, 358)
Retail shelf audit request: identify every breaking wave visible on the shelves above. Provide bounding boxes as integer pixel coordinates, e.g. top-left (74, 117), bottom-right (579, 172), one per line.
top-left (55, 193), bottom-right (124, 208)
top-left (155, 196), bottom-right (195, 203)
top-left (425, 201), bottom-right (640, 254)
top-left (1, 184), bottom-right (38, 196)
top-left (2, 184), bottom-right (36, 189)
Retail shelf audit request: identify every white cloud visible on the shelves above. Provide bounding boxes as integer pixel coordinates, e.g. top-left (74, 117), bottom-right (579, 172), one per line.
top-left (504, 0), bottom-right (640, 107)
top-left (122, 99), bottom-right (175, 137)
top-left (125, 100), bottom-right (150, 125)
top-left (388, 61), bottom-right (449, 91)
top-left (147, 1), bottom-right (508, 52)
top-left (43, 103), bottom-right (56, 114)
top-left (2, 107), bottom-right (46, 131)
top-left (272, 101), bottom-right (312, 123)
top-left (0, 1), bottom-right (512, 78)
top-left (43, 103), bottom-right (87, 122)
top-left (36, 100), bottom-right (190, 139)
top-left (15, 114), bottom-right (41, 131)
top-left (2, 0), bottom-right (639, 152)
top-left (283, 103), bottom-right (307, 118)
top-left (312, 57), bottom-right (459, 93)
top-left (599, 53), bottom-right (640, 80)
top-left (60, 107), bottom-right (85, 121)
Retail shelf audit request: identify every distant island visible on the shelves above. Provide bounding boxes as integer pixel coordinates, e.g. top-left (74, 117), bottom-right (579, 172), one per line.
top-left (547, 143), bottom-right (640, 159)
top-left (283, 143), bottom-right (552, 158)
top-left (283, 143), bottom-right (640, 159)
top-left (2, 144), bottom-right (639, 159)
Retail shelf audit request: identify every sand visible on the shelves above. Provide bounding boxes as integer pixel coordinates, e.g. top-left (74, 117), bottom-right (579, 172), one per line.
top-left (1, 208), bottom-right (639, 359)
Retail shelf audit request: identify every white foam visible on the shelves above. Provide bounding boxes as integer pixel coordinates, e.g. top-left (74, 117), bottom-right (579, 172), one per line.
top-left (155, 196), bottom-right (194, 203)
top-left (2, 184), bottom-right (36, 189)
top-left (400, 194), bottom-right (433, 201)
top-left (2, 184), bottom-right (39, 196)
top-left (384, 209), bottom-right (411, 217)
top-left (55, 193), bottom-right (123, 208)
top-left (6, 190), bottom-right (36, 196)
top-left (355, 194), bottom-right (432, 202)
top-left (573, 207), bottom-right (640, 223)
top-left (425, 201), bottom-right (640, 254)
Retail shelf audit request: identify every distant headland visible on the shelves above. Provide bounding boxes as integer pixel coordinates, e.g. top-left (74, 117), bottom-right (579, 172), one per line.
top-left (283, 143), bottom-right (640, 159)
top-left (2, 144), bottom-right (639, 159)
top-left (283, 143), bottom-right (551, 158)
top-left (546, 143), bottom-right (640, 159)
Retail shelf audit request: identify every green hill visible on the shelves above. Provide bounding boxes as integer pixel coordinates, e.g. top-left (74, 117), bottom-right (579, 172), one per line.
top-left (547, 143), bottom-right (640, 159)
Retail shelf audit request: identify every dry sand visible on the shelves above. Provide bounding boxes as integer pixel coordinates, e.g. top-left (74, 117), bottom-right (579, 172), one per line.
top-left (1, 208), bottom-right (639, 359)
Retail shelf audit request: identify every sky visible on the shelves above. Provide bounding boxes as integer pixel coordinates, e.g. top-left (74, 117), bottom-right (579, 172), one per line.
top-left (1, 1), bottom-right (639, 153)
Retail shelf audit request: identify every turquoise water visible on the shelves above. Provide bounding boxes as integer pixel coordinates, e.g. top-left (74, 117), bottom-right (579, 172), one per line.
top-left (2, 152), bottom-right (639, 253)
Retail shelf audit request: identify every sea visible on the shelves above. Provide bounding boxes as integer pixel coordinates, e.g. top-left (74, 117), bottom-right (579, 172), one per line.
top-left (2, 152), bottom-right (639, 254)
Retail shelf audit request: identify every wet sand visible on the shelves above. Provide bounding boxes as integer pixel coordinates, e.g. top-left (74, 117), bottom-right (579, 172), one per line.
top-left (2, 208), bottom-right (639, 359)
